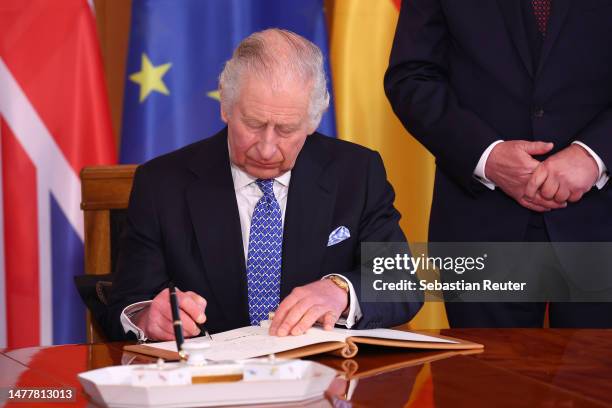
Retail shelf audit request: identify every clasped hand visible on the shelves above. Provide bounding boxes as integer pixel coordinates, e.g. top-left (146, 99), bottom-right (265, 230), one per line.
top-left (485, 141), bottom-right (598, 211)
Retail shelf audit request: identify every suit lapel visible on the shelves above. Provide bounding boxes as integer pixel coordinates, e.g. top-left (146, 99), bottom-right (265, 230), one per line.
top-left (280, 135), bottom-right (336, 298)
top-left (536, 0), bottom-right (570, 76)
top-left (186, 129), bottom-right (249, 323)
top-left (497, 0), bottom-right (535, 77)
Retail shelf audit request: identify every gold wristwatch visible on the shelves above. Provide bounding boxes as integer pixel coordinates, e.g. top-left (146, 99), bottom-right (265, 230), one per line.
top-left (326, 275), bottom-right (349, 292)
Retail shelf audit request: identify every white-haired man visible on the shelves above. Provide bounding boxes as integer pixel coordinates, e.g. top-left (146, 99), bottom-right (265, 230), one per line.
top-left (105, 29), bottom-right (421, 341)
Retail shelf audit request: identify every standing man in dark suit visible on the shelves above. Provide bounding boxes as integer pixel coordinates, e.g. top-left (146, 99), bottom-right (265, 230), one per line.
top-left (385, 0), bottom-right (612, 327)
top-left (105, 28), bottom-right (420, 341)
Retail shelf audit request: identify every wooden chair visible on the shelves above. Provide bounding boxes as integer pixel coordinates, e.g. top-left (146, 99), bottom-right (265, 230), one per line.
top-left (79, 165), bottom-right (137, 342)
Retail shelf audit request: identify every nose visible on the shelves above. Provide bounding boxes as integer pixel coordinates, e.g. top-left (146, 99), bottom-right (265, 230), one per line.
top-left (256, 126), bottom-right (278, 161)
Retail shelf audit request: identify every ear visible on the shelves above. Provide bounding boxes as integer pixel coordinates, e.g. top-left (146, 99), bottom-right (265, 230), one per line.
top-left (306, 122), bottom-right (317, 136)
top-left (306, 114), bottom-right (320, 135)
top-left (219, 85), bottom-right (229, 123)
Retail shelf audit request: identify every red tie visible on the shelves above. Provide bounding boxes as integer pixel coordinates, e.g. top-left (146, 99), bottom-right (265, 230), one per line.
top-left (532, 0), bottom-right (551, 36)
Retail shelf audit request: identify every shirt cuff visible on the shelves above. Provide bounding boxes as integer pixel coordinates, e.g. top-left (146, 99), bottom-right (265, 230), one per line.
top-left (474, 140), bottom-right (504, 190)
top-left (120, 300), bottom-right (152, 342)
top-left (572, 141), bottom-right (610, 189)
top-left (322, 274), bottom-right (362, 329)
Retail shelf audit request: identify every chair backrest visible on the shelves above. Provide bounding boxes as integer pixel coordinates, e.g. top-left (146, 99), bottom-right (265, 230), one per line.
top-left (80, 165), bottom-right (137, 342)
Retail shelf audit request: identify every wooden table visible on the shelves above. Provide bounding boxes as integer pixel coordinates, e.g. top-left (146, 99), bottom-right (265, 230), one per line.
top-left (1, 329), bottom-right (611, 407)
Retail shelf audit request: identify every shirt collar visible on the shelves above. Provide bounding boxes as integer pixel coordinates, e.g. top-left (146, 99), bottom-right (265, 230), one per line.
top-left (229, 161), bottom-right (291, 191)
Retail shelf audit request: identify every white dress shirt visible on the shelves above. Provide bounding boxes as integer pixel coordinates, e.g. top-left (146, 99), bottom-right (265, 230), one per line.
top-left (474, 140), bottom-right (609, 190)
top-left (121, 162), bottom-right (362, 341)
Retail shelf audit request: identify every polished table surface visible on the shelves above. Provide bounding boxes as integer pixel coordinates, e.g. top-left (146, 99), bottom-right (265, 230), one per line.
top-left (1, 329), bottom-right (611, 407)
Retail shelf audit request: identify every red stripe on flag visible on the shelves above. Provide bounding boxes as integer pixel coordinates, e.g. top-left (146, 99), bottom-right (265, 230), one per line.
top-left (392, 0), bottom-right (402, 11)
top-left (2, 120), bottom-right (40, 348)
top-left (0, 0), bottom-right (116, 172)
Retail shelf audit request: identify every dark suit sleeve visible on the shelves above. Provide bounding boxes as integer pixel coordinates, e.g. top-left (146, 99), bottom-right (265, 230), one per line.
top-left (384, 0), bottom-right (500, 193)
top-left (103, 165), bottom-right (169, 340)
top-left (342, 151), bottom-right (423, 329)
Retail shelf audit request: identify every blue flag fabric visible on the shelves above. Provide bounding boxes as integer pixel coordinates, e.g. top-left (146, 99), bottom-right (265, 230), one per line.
top-left (120, 0), bottom-right (336, 164)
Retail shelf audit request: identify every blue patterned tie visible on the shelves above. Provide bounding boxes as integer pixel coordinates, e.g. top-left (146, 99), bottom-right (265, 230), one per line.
top-left (246, 179), bottom-right (282, 325)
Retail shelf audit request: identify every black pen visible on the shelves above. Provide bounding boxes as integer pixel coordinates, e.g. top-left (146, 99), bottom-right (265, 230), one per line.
top-left (196, 294), bottom-right (212, 340)
top-left (197, 322), bottom-right (213, 341)
top-left (168, 283), bottom-right (185, 359)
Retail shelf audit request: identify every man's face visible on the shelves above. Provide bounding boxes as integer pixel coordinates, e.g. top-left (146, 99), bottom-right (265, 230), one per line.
top-left (222, 75), bottom-right (315, 179)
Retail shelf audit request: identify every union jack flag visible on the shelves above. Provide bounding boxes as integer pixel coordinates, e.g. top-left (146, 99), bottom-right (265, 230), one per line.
top-left (0, 0), bottom-right (116, 348)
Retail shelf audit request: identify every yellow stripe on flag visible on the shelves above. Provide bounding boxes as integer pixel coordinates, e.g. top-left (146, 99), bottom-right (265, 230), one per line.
top-left (328, 0), bottom-right (448, 329)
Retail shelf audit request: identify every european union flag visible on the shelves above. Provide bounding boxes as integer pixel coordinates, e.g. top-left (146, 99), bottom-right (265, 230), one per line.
top-left (121, 0), bottom-right (336, 164)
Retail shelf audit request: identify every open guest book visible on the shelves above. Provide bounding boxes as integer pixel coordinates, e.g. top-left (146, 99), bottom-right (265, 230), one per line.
top-left (124, 325), bottom-right (483, 361)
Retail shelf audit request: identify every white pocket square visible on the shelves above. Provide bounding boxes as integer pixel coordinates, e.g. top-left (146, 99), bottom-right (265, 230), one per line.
top-left (327, 226), bottom-right (350, 247)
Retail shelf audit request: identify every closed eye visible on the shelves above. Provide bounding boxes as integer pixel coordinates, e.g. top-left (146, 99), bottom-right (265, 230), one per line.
top-left (244, 120), bottom-right (266, 130)
top-left (277, 125), bottom-right (298, 135)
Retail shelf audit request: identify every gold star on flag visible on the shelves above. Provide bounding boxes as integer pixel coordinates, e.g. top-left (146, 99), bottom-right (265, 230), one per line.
top-left (207, 90), bottom-right (220, 101)
top-left (129, 53), bottom-right (172, 102)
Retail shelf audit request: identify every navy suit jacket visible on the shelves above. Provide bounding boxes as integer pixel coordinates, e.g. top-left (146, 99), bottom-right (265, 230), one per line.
top-left (104, 129), bottom-right (421, 340)
top-left (385, 0), bottom-right (612, 243)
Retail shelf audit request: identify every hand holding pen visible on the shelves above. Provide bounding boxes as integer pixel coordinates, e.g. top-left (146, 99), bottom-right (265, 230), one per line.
top-left (134, 284), bottom-right (211, 341)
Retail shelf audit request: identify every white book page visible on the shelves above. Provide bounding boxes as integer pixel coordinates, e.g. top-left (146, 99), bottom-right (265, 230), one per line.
top-left (338, 328), bottom-right (456, 344)
top-left (147, 326), bottom-right (347, 361)
top-left (144, 326), bottom-right (455, 361)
